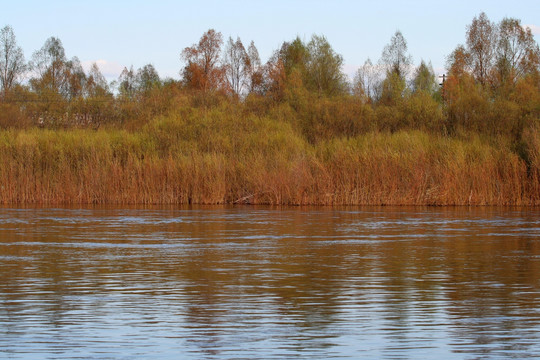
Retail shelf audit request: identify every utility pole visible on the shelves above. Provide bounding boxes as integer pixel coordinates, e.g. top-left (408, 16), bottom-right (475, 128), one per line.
top-left (439, 74), bottom-right (446, 86)
top-left (439, 74), bottom-right (447, 102)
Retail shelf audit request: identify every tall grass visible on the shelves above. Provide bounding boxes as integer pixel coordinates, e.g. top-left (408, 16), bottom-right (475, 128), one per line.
top-left (0, 106), bottom-right (538, 205)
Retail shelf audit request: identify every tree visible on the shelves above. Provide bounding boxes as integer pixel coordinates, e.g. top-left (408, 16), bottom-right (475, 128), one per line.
top-left (246, 41), bottom-right (264, 94)
top-left (280, 37), bottom-right (309, 78)
top-left (29, 37), bottom-right (87, 103)
top-left (380, 30), bottom-right (413, 79)
top-left (85, 62), bottom-right (109, 98)
top-left (262, 38), bottom-right (308, 102)
top-left (446, 44), bottom-right (472, 78)
top-left (412, 60), bottom-right (437, 95)
top-left (267, 35), bottom-right (347, 98)
top-left (223, 36), bottom-right (248, 96)
top-left (118, 66), bottom-right (136, 99)
top-left (305, 34), bottom-right (347, 97)
top-left (353, 58), bottom-right (382, 102)
top-left (379, 70), bottom-right (406, 106)
top-left (466, 12), bottom-right (496, 86)
top-left (495, 18), bottom-right (540, 85)
top-left (136, 64), bottom-right (161, 94)
top-left (181, 29), bottom-right (225, 92)
top-left (444, 48), bottom-right (490, 133)
top-left (263, 50), bottom-right (287, 101)
top-left (30, 37), bottom-right (67, 95)
top-left (64, 56), bottom-right (86, 100)
top-left (378, 31), bottom-right (412, 105)
top-left (0, 25), bottom-right (26, 99)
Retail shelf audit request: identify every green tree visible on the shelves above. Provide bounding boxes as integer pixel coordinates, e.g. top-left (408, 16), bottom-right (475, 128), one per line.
top-left (305, 34), bottom-right (347, 97)
top-left (263, 37), bottom-right (308, 102)
top-left (280, 37), bottom-right (309, 78)
top-left (136, 64), bottom-right (161, 94)
top-left (379, 70), bottom-right (406, 106)
top-left (412, 60), bottom-right (437, 95)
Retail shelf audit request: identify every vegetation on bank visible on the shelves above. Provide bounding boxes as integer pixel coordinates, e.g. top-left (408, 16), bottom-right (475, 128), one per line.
top-left (0, 13), bottom-right (539, 205)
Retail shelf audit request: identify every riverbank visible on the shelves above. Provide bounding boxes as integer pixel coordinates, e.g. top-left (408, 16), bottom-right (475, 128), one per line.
top-left (1, 115), bottom-right (538, 205)
top-left (1, 14), bottom-right (539, 205)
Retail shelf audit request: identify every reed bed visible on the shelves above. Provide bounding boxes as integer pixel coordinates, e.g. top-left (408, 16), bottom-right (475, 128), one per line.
top-left (0, 110), bottom-right (538, 205)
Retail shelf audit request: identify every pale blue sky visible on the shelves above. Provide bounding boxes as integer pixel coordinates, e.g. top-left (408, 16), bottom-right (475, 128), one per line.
top-left (2, 0), bottom-right (539, 81)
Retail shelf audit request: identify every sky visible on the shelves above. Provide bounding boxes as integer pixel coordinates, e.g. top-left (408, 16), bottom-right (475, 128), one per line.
top-left (2, 0), bottom-right (539, 82)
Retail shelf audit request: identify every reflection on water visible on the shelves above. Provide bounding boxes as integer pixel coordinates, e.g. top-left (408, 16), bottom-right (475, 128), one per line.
top-left (1, 206), bottom-right (540, 359)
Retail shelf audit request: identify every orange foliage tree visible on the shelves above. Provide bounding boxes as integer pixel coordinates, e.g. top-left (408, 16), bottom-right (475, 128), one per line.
top-left (181, 29), bottom-right (226, 93)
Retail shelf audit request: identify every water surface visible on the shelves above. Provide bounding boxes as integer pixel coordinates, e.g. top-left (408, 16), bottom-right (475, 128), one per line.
top-left (1, 206), bottom-right (540, 359)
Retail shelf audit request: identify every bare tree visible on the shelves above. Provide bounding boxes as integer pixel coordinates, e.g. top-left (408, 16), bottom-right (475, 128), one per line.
top-left (246, 41), bottom-right (264, 94)
top-left (466, 12), bottom-right (496, 85)
top-left (380, 30), bottom-right (413, 79)
top-left (353, 58), bottom-right (382, 102)
top-left (0, 25), bottom-right (26, 99)
top-left (496, 17), bottom-right (540, 84)
top-left (223, 36), bottom-right (248, 96)
top-left (85, 62), bottom-right (109, 98)
top-left (378, 31), bottom-right (412, 104)
top-left (64, 56), bottom-right (87, 100)
top-left (118, 66), bottom-right (136, 99)
top-left (30, 37), bottom-right (68, 95)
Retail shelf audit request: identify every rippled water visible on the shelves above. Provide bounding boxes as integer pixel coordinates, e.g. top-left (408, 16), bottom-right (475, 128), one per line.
top-left (1, 206), bottom-right (540, 359)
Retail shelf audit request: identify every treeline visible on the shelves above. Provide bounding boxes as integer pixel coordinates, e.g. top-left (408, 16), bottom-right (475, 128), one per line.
top-left (1, 13), bottom-right (539, 137)
top-left (0, 13), bottom-right (539, 205)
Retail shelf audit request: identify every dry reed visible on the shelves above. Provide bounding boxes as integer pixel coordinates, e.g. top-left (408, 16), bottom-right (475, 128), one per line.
top-left (0, 117), bottom-right (538, 205)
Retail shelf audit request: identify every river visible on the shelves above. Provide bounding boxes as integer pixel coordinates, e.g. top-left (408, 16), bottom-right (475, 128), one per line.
top-left (1, 206), bottom-right (539, 359)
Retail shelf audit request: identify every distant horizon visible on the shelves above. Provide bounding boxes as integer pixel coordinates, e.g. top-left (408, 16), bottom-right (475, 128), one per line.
top-left (2, 1), bottom-right (539, 82)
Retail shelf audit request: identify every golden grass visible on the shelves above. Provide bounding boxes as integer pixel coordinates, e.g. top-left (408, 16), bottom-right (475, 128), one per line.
top-left (0, 110), bottom-right (538, 206)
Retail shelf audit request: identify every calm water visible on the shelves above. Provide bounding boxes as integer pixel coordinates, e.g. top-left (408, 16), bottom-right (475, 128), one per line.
top-left (1, 206), bottom-right (540, 359)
